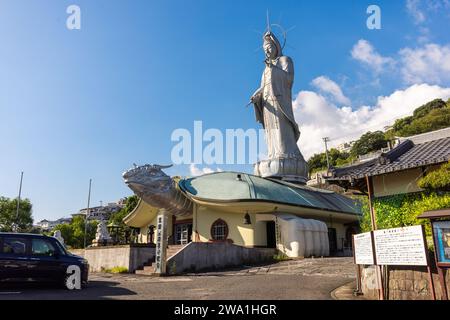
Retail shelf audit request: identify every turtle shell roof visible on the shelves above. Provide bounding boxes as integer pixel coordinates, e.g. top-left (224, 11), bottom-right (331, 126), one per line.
top-left (178, 172), bottom-right (361, 216)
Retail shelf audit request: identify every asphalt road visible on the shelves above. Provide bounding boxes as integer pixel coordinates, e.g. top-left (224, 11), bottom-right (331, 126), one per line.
top-left (0, 258), bottom-right (355, 300)
top-left (0, 273), bottom-right (350, 300)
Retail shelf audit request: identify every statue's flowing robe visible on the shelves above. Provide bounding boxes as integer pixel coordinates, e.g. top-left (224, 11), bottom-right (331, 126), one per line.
top-left (253, 56), bottom-right (301, 159)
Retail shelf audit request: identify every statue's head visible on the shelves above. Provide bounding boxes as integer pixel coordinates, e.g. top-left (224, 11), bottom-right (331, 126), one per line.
top-left (122, 164), bottom-right (173, 198)
top-left (263, 31), bottom-right (282, 60)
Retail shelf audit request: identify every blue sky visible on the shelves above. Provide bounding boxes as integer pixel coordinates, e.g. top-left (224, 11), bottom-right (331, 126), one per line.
top-left (1, 0), bottom-right (450, 222)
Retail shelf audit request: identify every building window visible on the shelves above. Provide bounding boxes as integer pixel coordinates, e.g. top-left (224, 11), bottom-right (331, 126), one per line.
top-left (211, 219), bottom-right (228, 241)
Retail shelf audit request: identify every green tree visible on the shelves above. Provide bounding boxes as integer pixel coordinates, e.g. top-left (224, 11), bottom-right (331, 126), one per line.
top-left (52, 216), bottom-right (97, 249)
top-left (109, 195), bottom-right (139, 225)
top-left (387, 99), bottom-right (450, 137)
top-left (350, 131), bottom-right (388, 156)
top-left (307, 152), bottom-right (328, 174)
top-left (307, 149), bottom-right (353, 174)
top-left (108, 195), bottom-right (139, 243)
top-left (0, 197), bottom-right (33, 232)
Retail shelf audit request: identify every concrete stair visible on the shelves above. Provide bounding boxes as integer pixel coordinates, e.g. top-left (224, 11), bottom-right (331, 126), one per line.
top-left (134, 244), bottom-right (186, 276)
top-left (166, 244), bottom-right (185, 259)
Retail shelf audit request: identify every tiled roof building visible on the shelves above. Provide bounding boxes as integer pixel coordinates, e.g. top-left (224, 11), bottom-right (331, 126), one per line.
top-left (327, 127), bottom-right (450, 196)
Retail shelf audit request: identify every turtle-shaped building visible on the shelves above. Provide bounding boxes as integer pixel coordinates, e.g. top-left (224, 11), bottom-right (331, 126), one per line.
top-left (123, 165), bottom-right (361, 258)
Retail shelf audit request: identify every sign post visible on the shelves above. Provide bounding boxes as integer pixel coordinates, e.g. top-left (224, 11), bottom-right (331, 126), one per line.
top-left (353, 232), bottom-right (375, 296)
top-left (353, 225), bottom-right (436, 300)
top-left (155, 209), bottom-right (168, 275)
top-left (365, 174), bottom-right (384, 300)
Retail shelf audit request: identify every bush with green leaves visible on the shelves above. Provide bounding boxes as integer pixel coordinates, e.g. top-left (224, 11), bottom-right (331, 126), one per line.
top-left (417, 162), bottom-right (450, 191)
top-left (359, 192), bottom-right (450, 240)
top-left (101, 266), bottom-right (128, 274)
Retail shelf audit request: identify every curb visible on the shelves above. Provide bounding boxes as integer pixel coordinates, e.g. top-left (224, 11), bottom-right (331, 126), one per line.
top-left (331, 280), bottom-right (367, 300)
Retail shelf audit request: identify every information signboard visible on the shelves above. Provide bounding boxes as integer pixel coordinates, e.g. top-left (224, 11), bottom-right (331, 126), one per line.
top-left (373, 225), bottom-right (427, 266)
top-left (353, 232), bottom-right (375, 265)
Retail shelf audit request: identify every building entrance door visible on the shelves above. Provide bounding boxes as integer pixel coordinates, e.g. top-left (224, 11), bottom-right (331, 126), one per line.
top-left (175, 223), bottom-right (192, 245)
top-left (328, 228), bottom-right (337, 255)
top-left (266, 221), bottom-right (276, 248)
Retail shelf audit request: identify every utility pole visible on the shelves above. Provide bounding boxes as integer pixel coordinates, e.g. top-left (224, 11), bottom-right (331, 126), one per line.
top-left (84, 179), bottom-right (92, 249)
top-left (14, 171), bottom-right (24, 232)
top-left (322, 137), bottom-right (331, 171)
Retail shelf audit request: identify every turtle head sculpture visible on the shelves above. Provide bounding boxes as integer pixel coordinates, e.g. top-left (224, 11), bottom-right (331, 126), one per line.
top-left (123, 164), bottom-right (174, 197)
top-left (122, 163), bottom-right (192, 216)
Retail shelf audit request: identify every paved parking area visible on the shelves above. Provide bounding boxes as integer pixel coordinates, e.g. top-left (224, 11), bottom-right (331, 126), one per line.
top-left (0, 257), bottom-right (356, 300)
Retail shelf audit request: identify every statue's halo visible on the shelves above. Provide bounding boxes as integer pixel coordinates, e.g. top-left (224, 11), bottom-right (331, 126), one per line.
top-left (266, 23), bottom-right (287, 51)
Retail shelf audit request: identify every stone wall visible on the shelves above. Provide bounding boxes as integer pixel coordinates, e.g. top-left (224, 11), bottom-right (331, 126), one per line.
top-left (166, 242), bottom-right (276, 275)
top-left (69, 245), bottom-right (155, 273)
top-left (361, 262), bottom-right (450, 300)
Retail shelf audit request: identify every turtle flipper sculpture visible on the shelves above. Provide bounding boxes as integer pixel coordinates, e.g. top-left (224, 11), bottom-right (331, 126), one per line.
top-left (122, 164), bottom-right (193, 216)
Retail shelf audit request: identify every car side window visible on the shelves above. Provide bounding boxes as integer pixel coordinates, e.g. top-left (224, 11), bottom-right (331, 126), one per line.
top-left (3, 238), bottom-right (27, 255)
top-left (31, 238), bottom-right (57, 256)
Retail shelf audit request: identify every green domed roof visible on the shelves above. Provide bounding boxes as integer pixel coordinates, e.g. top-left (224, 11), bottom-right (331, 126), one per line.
top-left (178, 172), bottom-right (361, 216)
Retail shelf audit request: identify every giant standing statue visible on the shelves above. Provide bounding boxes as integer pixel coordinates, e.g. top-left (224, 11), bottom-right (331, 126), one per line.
top-left (250, 30), bottom-right (308, 183)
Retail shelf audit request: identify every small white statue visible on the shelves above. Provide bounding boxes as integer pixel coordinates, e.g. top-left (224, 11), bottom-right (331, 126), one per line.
top-left (95, 220), bottom-right (112, 242)
top-left (53, 230), bottom-right (65, 245)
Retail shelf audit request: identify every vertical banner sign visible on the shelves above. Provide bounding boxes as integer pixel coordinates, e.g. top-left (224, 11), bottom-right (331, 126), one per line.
top-left (155, 210), bottom-right (168, 274)
top-left (354, 232), bottom-right (375, 265)
top-left (373, 225), bottom-right (428, 266)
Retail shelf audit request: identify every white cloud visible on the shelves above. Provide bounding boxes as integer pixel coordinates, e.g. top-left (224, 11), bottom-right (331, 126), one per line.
top-left (311, 76), bottom-right (351, 105)
top-left (189, 164), bottom-right (222, 176)
top-left (406, 0), bottom-right (426, 24)
top-left (400, 43), bottom-right (450, 84)
top-left (293, 83), bottom-right (450, 159)
top-left (351, 40), bottom-right (395, 73)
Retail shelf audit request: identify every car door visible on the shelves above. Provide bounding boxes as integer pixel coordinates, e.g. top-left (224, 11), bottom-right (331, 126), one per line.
top-left (29, 237), bottom-right (64, 281)
top-left (0, 236), bottom-right (30, 281)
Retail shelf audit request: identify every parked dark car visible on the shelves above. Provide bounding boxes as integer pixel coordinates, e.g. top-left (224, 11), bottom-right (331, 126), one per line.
top-left (0, 233), bottom-right (88, 288)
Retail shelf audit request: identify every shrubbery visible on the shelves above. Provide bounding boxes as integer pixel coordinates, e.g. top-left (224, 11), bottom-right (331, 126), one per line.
top-left (417, 162), bottom-right (450, 191)
top-left (359, 192), bottom-right (450, 241)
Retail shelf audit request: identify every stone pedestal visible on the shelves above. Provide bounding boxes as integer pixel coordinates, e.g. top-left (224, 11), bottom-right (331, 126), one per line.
top-left (91, 238), bottom-right (114, 247)
top-left (254, 156), bottom-right (309, 184)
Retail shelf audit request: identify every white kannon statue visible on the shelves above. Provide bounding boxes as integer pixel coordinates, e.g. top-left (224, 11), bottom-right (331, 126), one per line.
top-left (250, 29), bottom-right (308, 182)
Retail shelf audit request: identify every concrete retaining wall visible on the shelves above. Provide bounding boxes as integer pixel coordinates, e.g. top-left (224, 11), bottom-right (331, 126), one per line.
top-left (361, 263), bottom-right (450, 300)
top-left (166, 242), bottom-right (276, 274)
top-left (69, 245), bottom-right (155, 273)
